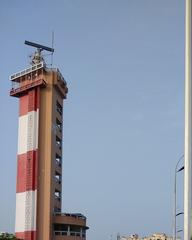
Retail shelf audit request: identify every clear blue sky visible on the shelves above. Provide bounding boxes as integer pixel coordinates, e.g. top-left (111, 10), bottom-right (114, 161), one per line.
top-left (0, 1), bottom-right (185, 240)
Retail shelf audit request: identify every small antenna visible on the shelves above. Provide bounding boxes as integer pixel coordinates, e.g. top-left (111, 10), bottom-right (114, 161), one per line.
top-left (24, 40), bottom-right (54, 65)
top-left (51, 31), bottom-right (54, 66)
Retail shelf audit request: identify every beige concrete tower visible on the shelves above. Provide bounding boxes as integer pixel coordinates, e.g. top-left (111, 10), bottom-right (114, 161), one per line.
top-left (10, 42), bottom-right (88, 240)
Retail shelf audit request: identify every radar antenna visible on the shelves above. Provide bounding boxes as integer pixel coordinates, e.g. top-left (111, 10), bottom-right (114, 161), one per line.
top-left (24, 40), bottom-right (54, 66)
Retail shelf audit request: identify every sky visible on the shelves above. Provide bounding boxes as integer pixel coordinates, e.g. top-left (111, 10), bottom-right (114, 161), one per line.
top-left (0, 1), bottom-right (185, 240)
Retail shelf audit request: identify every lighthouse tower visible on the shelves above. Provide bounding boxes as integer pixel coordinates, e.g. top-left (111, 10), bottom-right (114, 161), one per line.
top-left (10, 41), bottom-right (88, 240)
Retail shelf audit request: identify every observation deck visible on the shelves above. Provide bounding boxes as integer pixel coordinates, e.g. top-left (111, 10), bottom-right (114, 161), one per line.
top-left (10, 62), bottom-right (46, 97)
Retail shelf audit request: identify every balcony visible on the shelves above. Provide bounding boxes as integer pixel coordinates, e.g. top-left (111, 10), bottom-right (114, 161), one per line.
top-left (53, 213), bottom-right (88, 229)
top-left (10, 62), bottom-right (46, 97)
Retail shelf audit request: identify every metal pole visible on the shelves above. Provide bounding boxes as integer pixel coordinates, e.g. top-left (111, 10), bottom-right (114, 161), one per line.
top-left (185, 1), bottom-right (192, 240)
top-left (174, 166), bottom-right (177, 240)
top-left (174, 156), bottom-right (184, 240)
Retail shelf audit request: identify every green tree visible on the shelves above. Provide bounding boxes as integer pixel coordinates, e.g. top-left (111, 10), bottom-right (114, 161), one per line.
top-left (0, 232), bottom-right (18, 240)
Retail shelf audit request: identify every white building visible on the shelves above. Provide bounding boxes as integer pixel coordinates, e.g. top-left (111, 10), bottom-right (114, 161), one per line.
top-left (120, 233), bottom-right (180, 240)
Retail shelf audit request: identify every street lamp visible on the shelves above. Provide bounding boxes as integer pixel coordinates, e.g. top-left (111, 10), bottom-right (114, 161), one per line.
top-left (173, 155), bottom-right (184, 240)
top-left (176, 212), bottom-right (184, 217)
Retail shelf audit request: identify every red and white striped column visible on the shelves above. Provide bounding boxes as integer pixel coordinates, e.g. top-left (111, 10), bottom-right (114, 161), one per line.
top-left (15, 88), bottom-right (40, 240)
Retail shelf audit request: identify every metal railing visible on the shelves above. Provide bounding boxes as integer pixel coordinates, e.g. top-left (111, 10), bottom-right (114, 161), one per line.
top-left (10, 62), bottom-right (67, 86)
top-left (56, 68), bottom-right (67, 86)
top-left (54, 212), bottom-right (86, 220)
top-left (10, 62), bottom-right (44, 80)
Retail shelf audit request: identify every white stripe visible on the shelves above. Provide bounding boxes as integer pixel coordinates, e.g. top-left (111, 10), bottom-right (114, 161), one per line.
top-left (18, 110), bottom-right (39, 155)
top-left (15, 190), bottom-right (37, 232)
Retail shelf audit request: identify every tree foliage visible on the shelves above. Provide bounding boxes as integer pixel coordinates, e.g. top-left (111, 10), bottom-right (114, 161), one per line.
top-left (0, 232), bottom-right (18, 240)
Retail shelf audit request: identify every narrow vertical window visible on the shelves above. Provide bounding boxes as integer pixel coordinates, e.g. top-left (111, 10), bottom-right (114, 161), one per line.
top-left (56, 136), bottom-right (62, 149)
top-left (56, 118), bottom-right (62, 132)
top-left (56, 101), bottom-right (63, 115)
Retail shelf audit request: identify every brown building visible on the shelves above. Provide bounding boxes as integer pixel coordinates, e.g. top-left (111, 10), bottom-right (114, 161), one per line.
top-left (10, 42), bottom-right (88, 240)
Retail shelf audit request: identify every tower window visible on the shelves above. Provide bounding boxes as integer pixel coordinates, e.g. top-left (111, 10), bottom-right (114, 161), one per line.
top-left (56, 154), bottom-right (62, 166)
top-left (55, 171), bottom-right (61, 184)
top-left (56, 136), bottom-right (62, 149)
top-left (56, 118), bottom-right (62, 132)
top-left (54, 207), bottom-right (61, 213)
top-left (56, 101), bottom-right (63, 115)
top-left (55, 189), bottom-right (61, 201)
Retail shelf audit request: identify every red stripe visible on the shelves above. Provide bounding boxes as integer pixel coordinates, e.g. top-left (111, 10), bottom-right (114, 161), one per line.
top-left (16, 231), bottom-right (36, 240)
top-left (19, 88), bottom-right (40, 116)
top-left (16, 151), bottom-right (37, 192)
top-left (28, 89), bottom-right (37, 112)
top-left (36, 87), bottom-right (40, 110)
top-left (19, 94), bottom-right (28, 116)
top-left (16, 87), bottom-right (40, 240)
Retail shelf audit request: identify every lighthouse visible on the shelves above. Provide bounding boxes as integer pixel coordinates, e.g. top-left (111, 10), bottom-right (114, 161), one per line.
top-left (10, 41), bottom-right (88, 240)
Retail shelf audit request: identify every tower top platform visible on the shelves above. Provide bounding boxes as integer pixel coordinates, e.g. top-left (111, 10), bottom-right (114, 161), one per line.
top-left (10, 62), bottom-right (68, 98)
